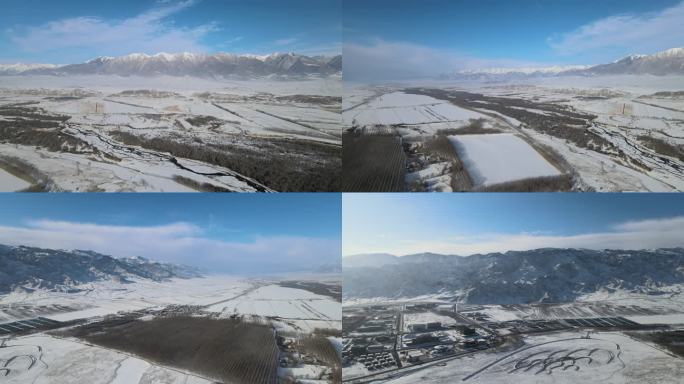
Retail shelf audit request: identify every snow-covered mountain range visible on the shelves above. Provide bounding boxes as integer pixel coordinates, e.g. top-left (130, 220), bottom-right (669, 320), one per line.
top-left (0, 52), bottom-right (342, 78)
top-left (0, 63), bottom-right (59, 75)
top-left (449, 47), bottom-right (684, 81)
top-left (343, 248), bottom-right (684, 304)
top-left (0, 244), bottom-right (201, 293)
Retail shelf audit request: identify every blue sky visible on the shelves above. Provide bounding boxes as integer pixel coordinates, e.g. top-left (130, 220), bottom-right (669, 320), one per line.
top-left (0, 0), bottom-right (341, 64)
top-left (343, 194), bottom-right (684, 256)
top-left (344, 0), bottom-right (684, 80)
top-left (0, 194), bottom-right (341, 274)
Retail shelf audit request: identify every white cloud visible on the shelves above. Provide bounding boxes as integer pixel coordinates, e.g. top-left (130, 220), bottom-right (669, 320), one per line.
top-left (549, 1), bottom-right (684, 56)
top-left (343, 40), bottom-right (463, 81)
top-left (343, 216), bottom-right (684, 256)
top-left (0, 220), bottom-right (340, 274)
top-left (9, 0), bottom-right (220, 59)
top-left (343, 39), bottom-right (546, 81)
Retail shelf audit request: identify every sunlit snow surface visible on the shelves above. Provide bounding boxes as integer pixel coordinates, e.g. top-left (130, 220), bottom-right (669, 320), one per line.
top-left (343, 91), bottom-right (487, 127)
top-left (206, 284), bottom-right (341, 333)
top-left (0, 168), bottom-right (29, 191)
top-left (0, 275), bottom-right (340, 333)
top-left (449, 133), bottom-right (560, 186)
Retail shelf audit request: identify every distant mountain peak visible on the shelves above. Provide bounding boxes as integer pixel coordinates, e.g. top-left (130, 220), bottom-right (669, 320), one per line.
top-left (0, 63), bottom-right (58, 74)
top-left (615, 54), bottom-right (648, 63)
top-left (458, 64), bottom-right (590, 76)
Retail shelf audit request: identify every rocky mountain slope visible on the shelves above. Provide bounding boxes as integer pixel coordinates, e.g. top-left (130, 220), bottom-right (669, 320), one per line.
top-left (343, 248), bottom-right (684, 304)
top-left (0, 244), bottom-right (201, 293)
top-left (581, 48), bottom-right (684, 76)
top-left (0, 52), bottom-right (341, 78)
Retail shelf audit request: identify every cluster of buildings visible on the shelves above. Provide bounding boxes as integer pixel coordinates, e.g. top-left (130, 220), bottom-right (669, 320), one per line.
top-left (355, 352), bottom-right (398, 371)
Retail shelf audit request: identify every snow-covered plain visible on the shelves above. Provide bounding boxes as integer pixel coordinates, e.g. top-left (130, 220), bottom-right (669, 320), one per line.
top-left (379, 331), bottom-right (683, 384)
top-left (345, 76), bottom-right (684, 191)
top-left (0, 275), bottom-right (341, 333)
top-left (207, 284), bottom-right (341, 333)
top-left (0, 75), bottom-right (341, 192)
top-left (449, 133), bottom-right (561, 186)
top-left (0, 276), bottom-right (252, 322)
top-left (343, 91), bottom-right (487, 129)
top-left (0, 74), bottom-right (342, 96)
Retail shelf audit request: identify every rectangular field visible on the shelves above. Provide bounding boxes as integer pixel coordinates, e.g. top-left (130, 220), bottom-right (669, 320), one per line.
top-left (62, 316), bottom-right (279, 384)
top-left (449, 133), bottom-right (561, 187)
top-left (343, 133), bottom-right (406, 192)
top-left (345, 92), bottom-right (487, 126)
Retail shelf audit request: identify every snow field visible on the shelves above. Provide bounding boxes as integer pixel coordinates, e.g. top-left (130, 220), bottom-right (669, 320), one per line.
top-left (449, 133), bottom-right (561, 186)
top-left (0, 143), bottom-right (261, 193)
top-left (0, 75), bottom-right (341, 96)
top-left (0, 335), bottom-right (212, 384)
top-left (0, 168), bottom-right (29, 191)
top-left (344, 92), bottom-right (487, 126)
top-left (206, 284), bottom-right (341, 332)
top-left (0, 276), bottom-right (252, 322)
top-left (384, 331), bottom-right (682, 384)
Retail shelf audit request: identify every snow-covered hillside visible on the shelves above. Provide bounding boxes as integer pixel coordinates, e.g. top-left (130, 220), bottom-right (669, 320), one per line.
top-left (450, 47), bottom-right (684, 80)
top-left (0, 244), bottom-right (200, 294)
top-left (0, 52), bottom-right (341, 78)
top-left (343, 248), bottom-right (684, 303)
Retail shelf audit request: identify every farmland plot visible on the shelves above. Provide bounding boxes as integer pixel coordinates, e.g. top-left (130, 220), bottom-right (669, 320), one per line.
top-left (344, 92), bottom-right (487, 129)
top-left (343, 133), bottom-right (406, 192)
top-left (62, 316), bottom-right (279, 384)
top-left (207, 284), bottom-right (342, 333)
top-left (449, 133), bottom-right (561, 187)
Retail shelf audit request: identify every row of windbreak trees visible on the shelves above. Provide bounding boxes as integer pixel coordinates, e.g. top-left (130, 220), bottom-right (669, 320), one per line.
top-left (216, 320), bottom-right (280, 384)
top-left (343, 131), bottom-right (406, 192)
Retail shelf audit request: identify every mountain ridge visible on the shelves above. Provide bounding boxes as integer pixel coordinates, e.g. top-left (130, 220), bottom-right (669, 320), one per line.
top-left (0, 244), bottom-right (202, 294)
top-left (343, 248), bottom-right (684, 304)
top-left (448, 47), bottom-right (684, 80)
top-left (0, 52), bottom-right (342, 78)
